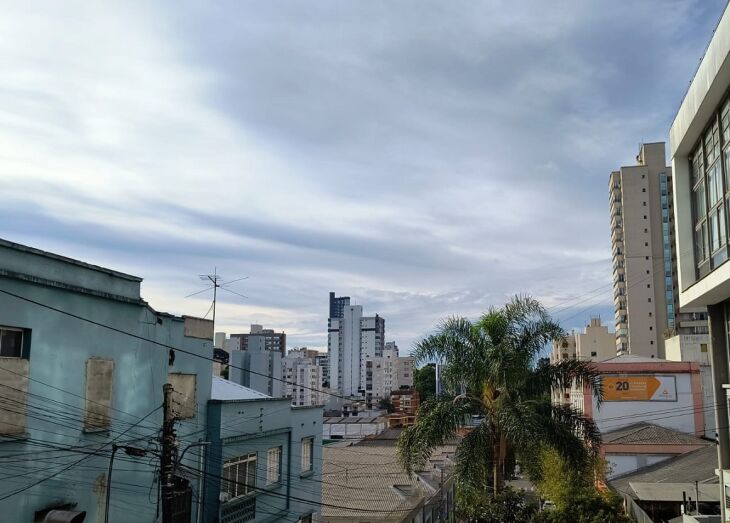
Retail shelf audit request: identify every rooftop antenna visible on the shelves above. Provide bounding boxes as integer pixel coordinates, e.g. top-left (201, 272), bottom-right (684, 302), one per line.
top-left (185, 268), bottom-right (249, 329)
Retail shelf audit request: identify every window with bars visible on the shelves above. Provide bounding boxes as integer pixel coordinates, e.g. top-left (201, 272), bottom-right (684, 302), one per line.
top-left (222, 453), bottom-right (257, 501)
top-left (266, 447), bottom-right (282, 484)
top-left (301, 437), bottom-right (313, 474)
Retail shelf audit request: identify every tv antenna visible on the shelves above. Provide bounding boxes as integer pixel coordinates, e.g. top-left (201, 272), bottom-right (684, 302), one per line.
top-left (185, 267), bottom-right (248, 327)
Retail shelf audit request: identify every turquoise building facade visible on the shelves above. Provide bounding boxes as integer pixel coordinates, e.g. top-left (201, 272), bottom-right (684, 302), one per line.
top-left (204, 377), bottom-right (323, 523)
top-left (0, 239), bottom-right (214, 522)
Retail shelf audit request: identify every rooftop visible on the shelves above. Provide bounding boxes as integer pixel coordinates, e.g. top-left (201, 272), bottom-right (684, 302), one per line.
top-left (603, 422), bottom-right (711, 446)
top-left (600, 354), bottom-right (670, 364)
top-left (210, 377), bottom-right (271, 401)
top-left (610, 445), bottom-right (719, 498)
top-left (0, 238), bottom-right (141, 281)
top-left (321, 443), bottom-right (454, 521)
top-left (628, 482), bottom-right (720, 503)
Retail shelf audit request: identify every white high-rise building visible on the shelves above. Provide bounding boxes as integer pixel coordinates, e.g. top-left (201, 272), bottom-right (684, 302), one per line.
top-left (328, 300), bottom-right (385, 397)
top-left (610, 143), bottom-right (709, 358)
top-left (283, 351), bottom-right (325, 407)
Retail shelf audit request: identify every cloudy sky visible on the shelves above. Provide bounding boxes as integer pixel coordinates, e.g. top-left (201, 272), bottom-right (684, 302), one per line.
top-left (0, 1), bottom-right (724, 353)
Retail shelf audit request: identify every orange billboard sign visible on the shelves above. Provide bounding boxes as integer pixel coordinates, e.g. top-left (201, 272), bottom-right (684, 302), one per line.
top-left (602, 375), bottom-right (677, 402)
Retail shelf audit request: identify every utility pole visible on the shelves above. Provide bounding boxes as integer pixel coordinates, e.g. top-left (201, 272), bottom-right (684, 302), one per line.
top-left (161, 383), bottom-right (176, 523)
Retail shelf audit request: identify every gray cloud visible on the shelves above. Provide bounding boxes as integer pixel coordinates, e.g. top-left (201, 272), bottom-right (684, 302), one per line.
top-left (0, 0), bottom-right (724, 352)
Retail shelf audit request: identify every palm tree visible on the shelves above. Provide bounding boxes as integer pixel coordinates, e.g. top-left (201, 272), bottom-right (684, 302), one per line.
top-left (397, 296), bottom-right (603, 497)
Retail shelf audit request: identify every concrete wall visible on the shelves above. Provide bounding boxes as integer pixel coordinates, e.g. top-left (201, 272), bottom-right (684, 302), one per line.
top-left (666, 334), bottom-right (716, 438)
top-left (606, 453), bottom-right (673, 479)
top-left (204, 398), bottom-right (323, 523)
top-left (0, 254), bottom-right (213, 523)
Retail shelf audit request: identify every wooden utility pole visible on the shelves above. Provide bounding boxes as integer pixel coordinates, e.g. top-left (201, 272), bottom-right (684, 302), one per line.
top-left (161, 384), bottom-right (176, 523)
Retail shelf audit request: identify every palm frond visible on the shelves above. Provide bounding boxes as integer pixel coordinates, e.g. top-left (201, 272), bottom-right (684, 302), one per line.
top-left (397, 395), bottom-right (473, 475)
top-left (538, 401), bottom-right (602, 468)
top-left (454, 420), bottom-right (495, 494)
top-left (531, 358), bottom-right (604, 405)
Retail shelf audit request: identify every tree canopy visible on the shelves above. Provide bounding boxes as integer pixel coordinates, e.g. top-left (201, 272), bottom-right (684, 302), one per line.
top-left (398, 296), bottom-right (603, 499)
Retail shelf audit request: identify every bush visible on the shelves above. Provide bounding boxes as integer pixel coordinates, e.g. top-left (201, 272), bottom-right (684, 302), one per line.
top-left (460, 488), bottom-right (538, 523)
top-left (532, 490), bottom-right (630, 523)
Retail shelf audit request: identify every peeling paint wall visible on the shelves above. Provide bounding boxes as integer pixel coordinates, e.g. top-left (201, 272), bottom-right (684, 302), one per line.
top-left (0, 358), bottom-right (29, 435)
top-left (184, 316), bottom-right (214, 340)
top-left (84, 358), bottom-right (114, 430)
top-left (168, 373), bottom-right (197, 419)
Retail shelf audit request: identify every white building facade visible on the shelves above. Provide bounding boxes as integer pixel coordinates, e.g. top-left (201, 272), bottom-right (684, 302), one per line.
top-left (669, 7), bottom-right (730, 518)
top-left (328, 303), bottom-right (385, 397)
top-left (284, 351), bottom-right (326, 407)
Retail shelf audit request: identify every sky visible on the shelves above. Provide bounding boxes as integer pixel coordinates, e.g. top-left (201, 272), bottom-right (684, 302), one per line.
top-left (0, 1), bottom-right (726, 353)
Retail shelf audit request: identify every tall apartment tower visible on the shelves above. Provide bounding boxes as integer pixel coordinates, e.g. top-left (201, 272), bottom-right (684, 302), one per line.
top-left (328, 300), bottom-right (385, 397)
top-left (610, 142), bottom-right (708, 358)
top-left (329, 292), bottom-right (351, 319)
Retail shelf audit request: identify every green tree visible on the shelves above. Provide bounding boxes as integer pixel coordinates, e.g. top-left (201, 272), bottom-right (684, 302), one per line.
top-left (459, 487), bottom-right (538, 523)
top-left (378, 397), bottom-right (395, 413)
top-left (532, 490), bottom-right (630, 523)
top-left (413, 363), bottom-right (436, 402)
top-left (397, 296), bottom-right (603, 498)
top-left (533, 447), bottom-right (629, 523)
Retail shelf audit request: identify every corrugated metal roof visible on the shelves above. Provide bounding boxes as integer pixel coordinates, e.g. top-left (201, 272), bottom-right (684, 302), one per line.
top-left (210, 377), bottom-right (271, 401)
top-left (609, 445), bottom-right (719, 497)
top-left (628, 482), bottom-right (720, 502)
top-left (603, 422), bottom-right (710, 446)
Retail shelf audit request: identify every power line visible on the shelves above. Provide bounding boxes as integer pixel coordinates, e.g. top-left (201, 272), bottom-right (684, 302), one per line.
top-left (0, 405), bottom-right (161, 502)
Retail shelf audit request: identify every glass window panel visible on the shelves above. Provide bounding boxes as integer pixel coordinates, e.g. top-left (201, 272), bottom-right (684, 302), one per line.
top-left (709, 163), bottom-right (722, 205)
top-left (714, 122), bottom-right (721, 160)
top-left (706, 128), bottom-right (715, 164)
top-left (246, 459), bottom-right (256, 495)
top-left (223, 463), bottom-right (234, 499)
top-left (695, 180), bottom-right (707, 220)
top-left (696, 225), bottom-right (706, 262)
top-left (692, 152), bottom-right (703, 185)
top-left (723, 99), bottom-right (730, 142)
top-left (711, 211), bottom-right (720, 252)
top-left (721, 205), bottom-right (727, 247)
top-left (236, 462), bottom-right (247, 497)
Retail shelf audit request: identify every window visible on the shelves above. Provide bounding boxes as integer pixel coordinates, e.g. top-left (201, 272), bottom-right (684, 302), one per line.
top-left (590, 352), bottom-right (597, 357)
top-left (85, 358), bottom-right (114, 431)
top-left (0, 327), bottom-right (30, 435)
top-left (0, 327), bottom-right (24, 358)
top-left (167, 373), bottom-right (197, 419)
top-left (267, 447), bottom-right (282, 484)
top-left (223, 453), bottom-right (257, 500)
top-left (301, 437), bottom-right (313, 473)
